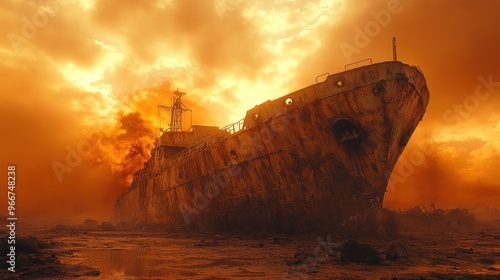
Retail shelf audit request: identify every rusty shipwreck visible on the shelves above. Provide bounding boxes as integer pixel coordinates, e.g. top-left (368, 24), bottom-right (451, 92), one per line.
top-left (115, 61), bottom-right (430, 233)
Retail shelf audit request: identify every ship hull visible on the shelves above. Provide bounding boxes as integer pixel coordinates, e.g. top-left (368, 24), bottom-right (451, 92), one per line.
top-left (116, 62), bottom-right (429, 233)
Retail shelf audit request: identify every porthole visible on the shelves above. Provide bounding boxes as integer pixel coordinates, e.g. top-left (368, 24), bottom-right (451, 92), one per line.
top-left (332, 118), bottom-right (362, 144)
top-left (337, 81), bottom-right (344, 87)
top-left (230, 149), bottom-right (237, 159)
top-left (253, 113), bottom-right (259, 120)
top-left (285, 98), bottom-right (293, 107)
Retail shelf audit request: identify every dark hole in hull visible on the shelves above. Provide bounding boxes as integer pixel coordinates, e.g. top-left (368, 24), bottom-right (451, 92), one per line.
top-left (332, 118), bottom-right (362, 145)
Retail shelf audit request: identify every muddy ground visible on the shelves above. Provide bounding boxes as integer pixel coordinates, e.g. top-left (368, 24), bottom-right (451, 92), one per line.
top-left (1, 208), bottom-right (499, 280)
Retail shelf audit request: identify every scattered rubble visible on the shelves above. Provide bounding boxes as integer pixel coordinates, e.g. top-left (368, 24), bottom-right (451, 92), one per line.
top-left (385, 241), bottom-right (410, 260)
top-left (399, 206), bottom-right (476, 232)
top-left (194, 239), bottom-right (220, 247)
top-left (251, 242), bottom-right (265, 248)
top-left (82, 219), bottom-right (100, 231)
top-left (100, 221), bottom-right (115, 231)
top-left (287, 249), bottom-right (323, 275)
top-left (339, 240), bottom-right (380, 264)
top-left (0, 235), bottom-right (99, 279)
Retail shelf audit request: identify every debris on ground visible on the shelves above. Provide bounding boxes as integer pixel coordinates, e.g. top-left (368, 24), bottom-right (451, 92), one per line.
top-left (399, 206), bottom-right (476, 232)
top-left (286, 249), bottom-right (322, 275)
top-left (339, 240), bottom-right (380, 264)
top-left (82, 219), bottom-right (100, 231)
top-left (0, 235), bottom-right (99, 279)
top-left (194, 239), bottom-right (220, 247)
top-left (385, 241), bottom-right (410, 260)
top-left (100, 221), bottom-right (115, 231)
top-left (251, 242), bottom-right (265, 248)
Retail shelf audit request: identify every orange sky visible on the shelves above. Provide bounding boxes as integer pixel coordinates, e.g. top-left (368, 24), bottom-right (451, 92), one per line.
top-left (1, 0), bottom-right (499, 220)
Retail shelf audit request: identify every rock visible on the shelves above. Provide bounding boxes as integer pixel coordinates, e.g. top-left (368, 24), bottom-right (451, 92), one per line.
top-left (289, 250), bottom-right (313, 265)
top-left (287, 250), bottom-right (320, 275)
top-left (253, 242), bottom-right (264, 248)
top-left (17, 236), bottom-right (48, 253)
top-left (194, 239), bottom-right (220, 247)
top-left (100, 221), bottom-right (115, 231)
top-left (195, 239), bottom-right (207, 247)
top-left (82, 219), bottom-right (100, 230)
top-left (1, 234), bottom-right (99, 278)
top-left (385, 242), bottom-right (410, 260)
top-left (340, 240), bottom-right (380, 264)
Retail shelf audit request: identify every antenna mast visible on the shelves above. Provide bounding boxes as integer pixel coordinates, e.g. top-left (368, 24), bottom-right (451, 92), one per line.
top-left (392, 37), bottom-right (397, 61)
top-left (157, 90), bottom-right (192, 135)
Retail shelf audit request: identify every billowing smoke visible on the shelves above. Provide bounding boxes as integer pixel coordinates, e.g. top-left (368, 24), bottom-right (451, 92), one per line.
top-left (87, 112), bottom-right (154, 191)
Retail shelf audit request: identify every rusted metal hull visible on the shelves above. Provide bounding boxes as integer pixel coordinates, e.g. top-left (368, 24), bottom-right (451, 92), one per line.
top-left (115, 61), bottom-right (430, 233)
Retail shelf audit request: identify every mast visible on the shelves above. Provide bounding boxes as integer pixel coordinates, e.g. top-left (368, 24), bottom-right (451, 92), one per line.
top-left (392, 37), bottom-right (397, 61)
top-left (157, 90), bottom-right (192, 135)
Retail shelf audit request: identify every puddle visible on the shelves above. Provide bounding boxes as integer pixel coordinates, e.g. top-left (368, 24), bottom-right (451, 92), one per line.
top-left (83, 249), bottom-right (173, 278)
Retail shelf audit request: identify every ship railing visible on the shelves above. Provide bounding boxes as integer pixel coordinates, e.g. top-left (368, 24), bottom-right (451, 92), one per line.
top-left (344, 58), bottom-right (372, 71)
top-left (220, 118), bottom-right (245, 134)
top-left (164, 118), bottom-right (246, 168)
